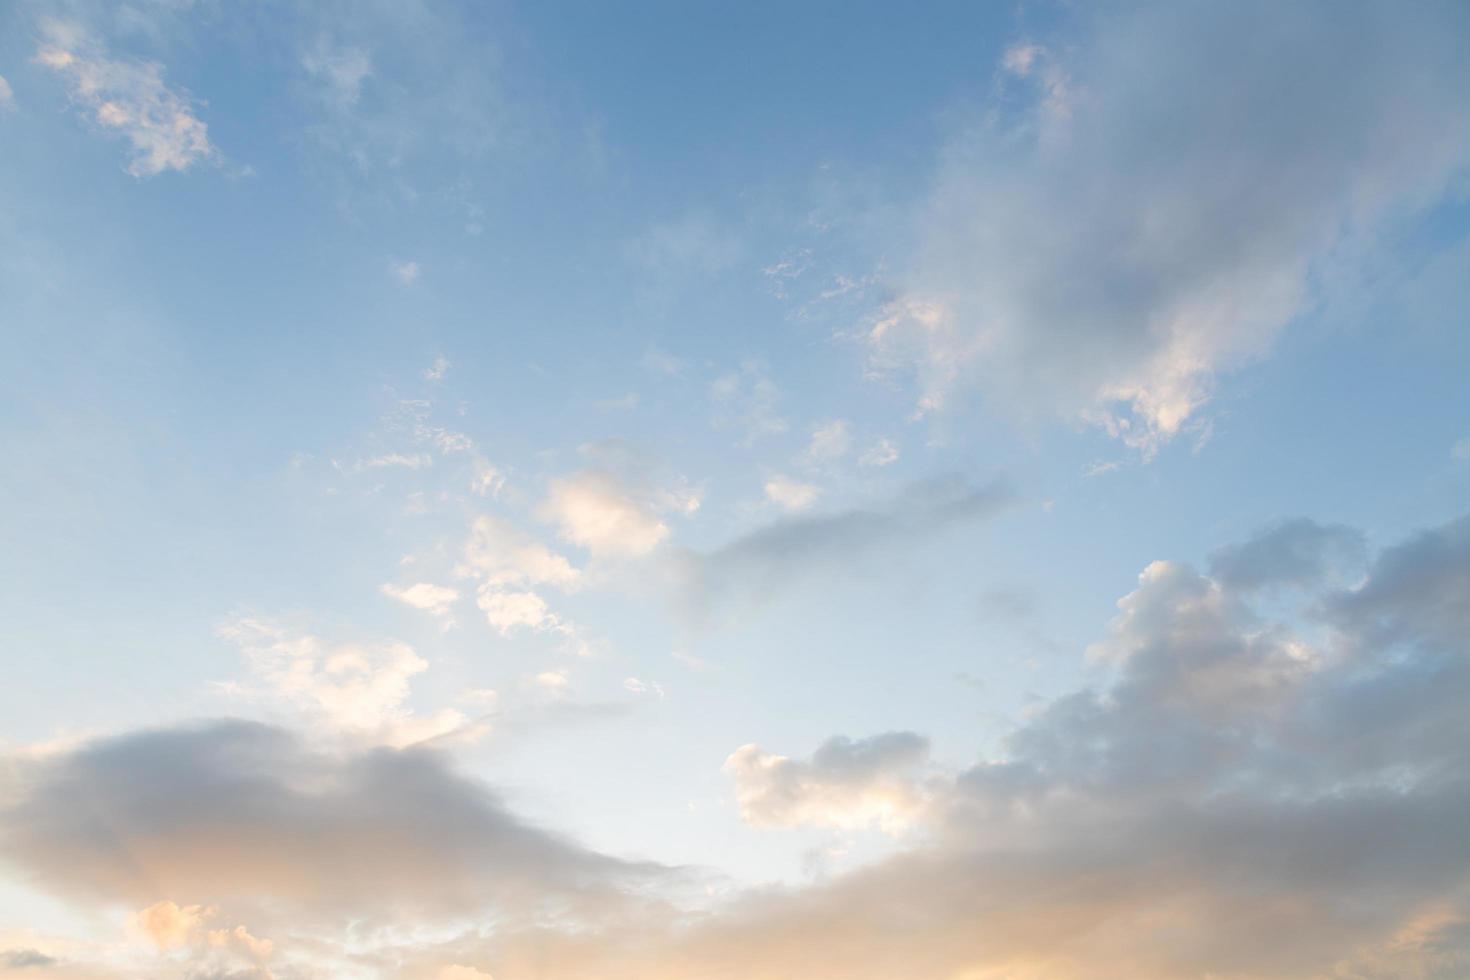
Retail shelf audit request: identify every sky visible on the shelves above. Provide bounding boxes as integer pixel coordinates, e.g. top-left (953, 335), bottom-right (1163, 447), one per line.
top-left (1, 1), bottom-right (1470, 977)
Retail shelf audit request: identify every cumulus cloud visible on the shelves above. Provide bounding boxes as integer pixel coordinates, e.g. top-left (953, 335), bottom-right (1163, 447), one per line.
top-left (676, 476), bottom-right (1013, 624)
top-left (725, 733), bottom-right (932, 835)
top-left (1208, 517), bottom-right (1368, 592)
top-left (33, 20), bottom-right (216, 177)
top-left (763, 475), bottom-right (819, 512)
top-left (0, 722), bottom-right (660, 930)
top-left (381, 582), bottom-right (460, 616)
top-left (868, 1), bottom-right (1470, 453)
top-left (216, 618), bottom-right (473, 747)
top-left (538, 450), bottom-right (699, 560)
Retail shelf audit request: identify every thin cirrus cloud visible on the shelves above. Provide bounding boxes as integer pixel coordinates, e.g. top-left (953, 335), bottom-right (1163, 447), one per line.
top-left (33, 19), bottom-right (216, 177)
top-left (868, 0), bottom-right (1470, 454)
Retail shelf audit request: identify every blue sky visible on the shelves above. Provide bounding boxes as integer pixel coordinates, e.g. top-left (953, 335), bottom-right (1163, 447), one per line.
top-left (2, 2), bottom-right (1470, 978)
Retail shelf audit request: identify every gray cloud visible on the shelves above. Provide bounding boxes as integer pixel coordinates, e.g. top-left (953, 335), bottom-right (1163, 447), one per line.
top-left (475, 512), bottom-right (1470, 979)
top-left (674, 476), bottom-right (1014, 625)
top-left (1, 949), bottom-right (56, 970)
top-left (1208, 517), bottom-right (1368, 592)
top-left (0, 720), bottom-right (665, 929)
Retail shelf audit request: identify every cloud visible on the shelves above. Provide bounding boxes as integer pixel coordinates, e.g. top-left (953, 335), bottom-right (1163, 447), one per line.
top-left (0, 721), bottom-right (661, 930)
top-left (460, 516), bottom-right (581, 590)
top-left (763, 475), bottom-right (819, 512)
top-left (478, 589), bottom-right (564, 636)
top-left (0, 76), bottom-right (13, 110)
top-left (381, 582), bottom-right (460, 617)
top-left (725, 733), bottom-right (932, 835)
top-left (423, 357), bottom-right (451, 382)
top-left (538, 455), bottom-right (699, 560)
top-left (438, 967), bottom-right (494, 980)
top-left (869, 1), bottom-right (1470, 453)
top-left (1208, 517), bottom-right (1367, 592)
top-left (857, 438), bottom-right (899, 468)
top-left (676, 476), bottom-right (1013, 623)
top-left (135, 899), bottom-right (212, 950)
top-left (804, 420), bottom-right (852, 464)
top-left (0, 949), bottom-right (56, 970)
top-left (33, 20), bottom-right (216, 177)
top-left (216, 618), bottom-right (473, 748)
top-left (710, 362), bottom-right (787, 444)
top-left (391, 260), bottom-right (421, 285)
top-left (457, 511), bottom-right (1470, 980)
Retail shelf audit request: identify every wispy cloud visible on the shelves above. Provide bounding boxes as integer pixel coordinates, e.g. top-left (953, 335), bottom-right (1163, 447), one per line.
top-left (34, 20), bottom-right (216, 177)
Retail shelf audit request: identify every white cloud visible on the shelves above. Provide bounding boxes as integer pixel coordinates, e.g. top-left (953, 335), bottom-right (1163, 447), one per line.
top-left (477, 587), bottom-right (561, 635)
top-left (470, 457), bottom-right (506, 497)
top-left (135, 900), bottom-right (213, 950)
top-left (391, 260), bottom-right (421, 284)
top-left (539, 470), bottom-right (672, 557)
top-left (764, 475), bottom-right (820, 512)
top-left (725, 733), bottom-right (932, 835)
top-left (805, 420), bottom-right (852, 463)
top-left (623, 677), bottom-right (665, 699)
top-left (1453, 437), bottom-right (1470, 461)
top-left (34, 20), bottom-right (216, 176)
top-left (381, 582), bottom-right (460, 616)
top-left (0, 75), bottom-right (13, 109)
top-left (216, 617), bottom-right (473, 747)
top-left (423, 356), bottom-right (451, 382)
top-left (869, 3), bottom-right (1470, 455)
top-left (857, 438), bottom-right (899, 468)
top-left (461, 515), bottom-right (581, 590)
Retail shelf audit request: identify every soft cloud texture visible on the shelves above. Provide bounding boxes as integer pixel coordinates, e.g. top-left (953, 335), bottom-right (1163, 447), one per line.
top-left (0, 721), bottom-right (661, 930)
top-left (869, 1), bottom-right (1470, 453)
top-left (677, 477), bottom-right (1013, 624)
top-left (725, 732), bottom-right (932, 835)
top-left (34, 20), bottom-right (216, 177)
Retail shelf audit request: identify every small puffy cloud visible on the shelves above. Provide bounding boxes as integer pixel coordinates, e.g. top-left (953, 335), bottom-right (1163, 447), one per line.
top-left (0, 75), bottom-right (13, 109)
top-left (470, 457), bottom-right (505, 497)
top-left (391, 260), bottom-right (421, 284)
top-left (535, 669), bottom-right (569, 691)
top-left (1207, 517), bottom-right (1367, 592)
top-left (136, 900), bottom-right (213, 950)
top-left (34, 20), bottom-right (216, 176)
top-left (539, 462), bottom-right (697, 559)
top-left (216, 618), bottom-right (471, 747)
top-left (423, 356), bottom-right (451, 382)
top-left (1452, 437), bottom-right (1470, 461)
top-left (858, 438), bottom-right (899, 468)
top-left (381, 582), bottom-right (460, 617)
top-left (623, 677), bottom-right (664, 699)
top-left (763, 475), bottom-right (820, 512)
top-left (461, 515), bottom-right (581, 590)
top-left (805, 420), bottom-right (852, 464)
top-left (478, 588), bottom-right (561, 635)
top-left (725, 732), bottom-right (932, 835)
